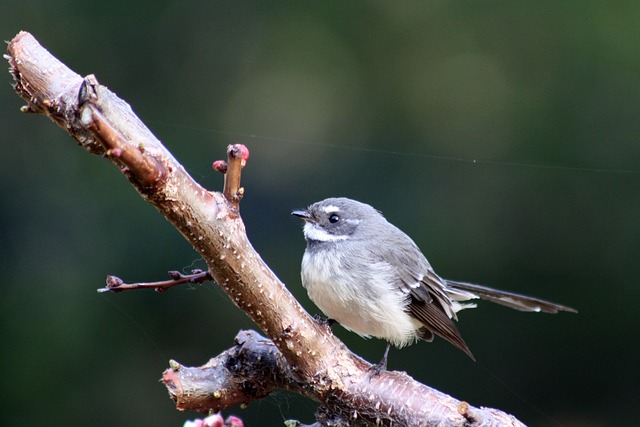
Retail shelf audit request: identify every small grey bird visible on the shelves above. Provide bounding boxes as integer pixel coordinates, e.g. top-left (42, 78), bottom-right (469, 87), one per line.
top-left (292, 197), bottom-right (576, 367)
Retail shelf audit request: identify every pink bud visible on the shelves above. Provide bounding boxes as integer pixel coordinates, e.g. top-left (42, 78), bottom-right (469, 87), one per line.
top-left (228, 144), bottom-right (250, 167)
top-left (225, 415), bottom-right (244, 427)
top-left (106, 275), bottom-right (123, 288)
top-left (212, 160), bottom-right (228, 174)
top-left (203, 413), bottom-right (224, 427)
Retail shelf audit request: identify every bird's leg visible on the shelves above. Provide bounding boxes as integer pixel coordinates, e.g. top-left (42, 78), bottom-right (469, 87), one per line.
top-left (369, 343), bottom-right (391, 375)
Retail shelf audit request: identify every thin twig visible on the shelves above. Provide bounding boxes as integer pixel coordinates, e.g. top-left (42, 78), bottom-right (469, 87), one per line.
top-left (97, 270), bottom-right (212, 293)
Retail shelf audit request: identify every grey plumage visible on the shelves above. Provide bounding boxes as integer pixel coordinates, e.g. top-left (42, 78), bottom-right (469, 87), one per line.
top-left (292, 197), bottom-right (576, 363)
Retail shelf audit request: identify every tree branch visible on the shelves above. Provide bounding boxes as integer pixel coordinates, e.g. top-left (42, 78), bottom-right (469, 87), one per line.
top-left (97, 270), bottom-right (212, 293)
top-left (6, 31), bottom-right (525, 427)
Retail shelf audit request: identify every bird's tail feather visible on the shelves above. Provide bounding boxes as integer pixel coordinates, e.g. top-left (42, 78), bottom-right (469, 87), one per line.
top-left (445, 280), bottom-right (577, 314)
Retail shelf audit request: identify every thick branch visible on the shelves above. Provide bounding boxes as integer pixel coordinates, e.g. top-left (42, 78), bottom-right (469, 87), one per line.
top-left (6, 31), bottom-right (525, 426)
top-left (166, 331), bottom-right (524, 427)
top-left (163, 330), bottom-right (292, 412)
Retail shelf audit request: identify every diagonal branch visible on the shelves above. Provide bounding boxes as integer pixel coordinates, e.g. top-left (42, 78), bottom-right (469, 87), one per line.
top-left (6, 31), bottom-right (525, 427)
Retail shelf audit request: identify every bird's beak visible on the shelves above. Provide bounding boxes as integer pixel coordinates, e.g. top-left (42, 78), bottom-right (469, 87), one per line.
top-left (291, 209), bottom-right (313, 222)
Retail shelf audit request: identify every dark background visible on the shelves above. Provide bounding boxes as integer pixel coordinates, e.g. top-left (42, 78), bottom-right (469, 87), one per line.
top-left (1, 2), bottom-right (638, 426)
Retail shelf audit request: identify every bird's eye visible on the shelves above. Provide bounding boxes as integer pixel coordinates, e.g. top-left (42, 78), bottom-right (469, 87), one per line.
top-left (329, 214), bottom-right (340, 223)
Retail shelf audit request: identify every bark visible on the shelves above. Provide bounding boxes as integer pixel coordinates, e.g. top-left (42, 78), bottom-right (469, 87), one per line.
top-left (6, 31), bottom-right (525, 427)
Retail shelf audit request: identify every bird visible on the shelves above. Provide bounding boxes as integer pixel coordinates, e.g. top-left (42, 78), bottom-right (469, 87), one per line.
top-left (291, 197), bottom-right (576, 369)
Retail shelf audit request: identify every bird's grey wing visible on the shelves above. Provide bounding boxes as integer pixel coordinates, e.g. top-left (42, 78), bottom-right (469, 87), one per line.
top-left (445, 280), bottom-right (578, 314)
top-left (374, 235), bottom-right (474, 359)
top-left (408, 270), bottom-right (475, 360)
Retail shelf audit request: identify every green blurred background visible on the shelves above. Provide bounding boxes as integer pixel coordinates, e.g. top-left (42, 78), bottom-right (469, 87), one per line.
top-left (1, 1), bottom-right (638, 426)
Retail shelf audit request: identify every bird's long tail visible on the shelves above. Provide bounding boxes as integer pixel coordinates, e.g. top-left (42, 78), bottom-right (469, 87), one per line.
top-left (445, 280), bottom-right (577, 314)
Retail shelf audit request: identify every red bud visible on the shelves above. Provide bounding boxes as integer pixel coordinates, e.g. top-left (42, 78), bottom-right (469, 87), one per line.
top-left (212, 160), bottom-right (228, 174)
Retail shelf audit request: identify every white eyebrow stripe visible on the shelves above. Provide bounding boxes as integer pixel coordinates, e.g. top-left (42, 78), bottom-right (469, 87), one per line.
top-left (321, 205), bottom-right (341, 214)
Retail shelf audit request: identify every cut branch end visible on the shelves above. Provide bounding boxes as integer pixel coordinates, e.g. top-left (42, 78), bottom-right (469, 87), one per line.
top-left (222, 144), bottom-right (250, 214)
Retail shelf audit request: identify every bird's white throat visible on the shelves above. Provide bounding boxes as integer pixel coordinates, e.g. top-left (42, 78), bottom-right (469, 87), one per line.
top-left (303, 222), bottom-right (349, 242)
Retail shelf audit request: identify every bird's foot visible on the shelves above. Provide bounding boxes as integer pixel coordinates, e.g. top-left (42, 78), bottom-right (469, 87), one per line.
top-left (368, 361), bottom-right (387, 376)
top-left (368, 343), bottom-right (391, 376)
